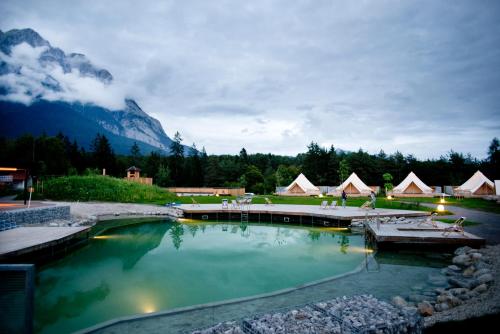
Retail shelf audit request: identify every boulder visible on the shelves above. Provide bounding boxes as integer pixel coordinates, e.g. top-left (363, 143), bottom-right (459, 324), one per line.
top-left (447, 265), bottom-right (462, 272)
top-left (472, 284), bottom-right (488, 294)
top-left (417, 301), bottom-right (434, 316)
top-left (454, 246), bottom-right (472, 256)
top-left (448, 277), bottom-right (481, 290)
top-left (462, 266), bottom-right (475, 277)
top-left (452, 254), bottom-right (472, 267)
top-left (434, 303), bottom-right (450, 312)
top-left (477, 273), bottom-right (493, 285)
top-left (448, 288), bottom-right (469, 296)
top-left (391, 296), bottom-right (408, 308)
top-left (470, 252), bottom-right (483, 261)
top-left (473, 268), bottom-right (491, 278)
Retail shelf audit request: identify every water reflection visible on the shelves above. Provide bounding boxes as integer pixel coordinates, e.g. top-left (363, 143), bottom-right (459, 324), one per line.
top-left (169, 224), bottom-right (185, 250)
top-left (35, 220), bottom-right (367, 334)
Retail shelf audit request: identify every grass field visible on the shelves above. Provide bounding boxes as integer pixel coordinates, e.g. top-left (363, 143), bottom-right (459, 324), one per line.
top-left (174, 195), bottom-right (453, 214)
top-left (32, 176), bottom-right (177, 204)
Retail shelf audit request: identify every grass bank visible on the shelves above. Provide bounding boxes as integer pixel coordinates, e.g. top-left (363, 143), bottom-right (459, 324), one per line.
top-left (33, 176), bottom-right (176, 203)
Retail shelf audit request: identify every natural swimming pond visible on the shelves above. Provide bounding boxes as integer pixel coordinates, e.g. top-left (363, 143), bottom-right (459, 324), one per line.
top-left (35, 219), bottom-right (369, 333)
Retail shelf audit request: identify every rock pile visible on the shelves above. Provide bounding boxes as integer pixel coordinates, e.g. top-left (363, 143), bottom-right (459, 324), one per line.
top-left (314, 295), bottom-right (422, 333)
top-left (192, 321), bottom-right (244, 334)
top-left (243, 306), bottom-right (341, 334)
top-left (193, 295), bottom-right (423, 334)
top-left (392, 246), bottom-right (495, 318)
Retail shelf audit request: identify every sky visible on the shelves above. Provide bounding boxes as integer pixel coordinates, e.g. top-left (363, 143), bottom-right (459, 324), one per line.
top-left (1, 0), bottom-right (499, 159)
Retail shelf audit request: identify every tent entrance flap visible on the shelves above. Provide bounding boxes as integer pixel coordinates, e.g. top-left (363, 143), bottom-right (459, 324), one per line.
top-left (345, 182), bottom-right (360, 194)
top-left (404, 182), bottom-right (423, 194)
top-left (473, 182), bottom-right (494, 195)
top-left (289, 183), bottom-right (305, 194)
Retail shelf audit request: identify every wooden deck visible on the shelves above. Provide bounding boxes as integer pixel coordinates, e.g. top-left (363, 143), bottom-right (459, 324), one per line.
top-left (365, 220), bottom-right (485, 249)
top-left (179, 204), bottom-right (428, 221)
top-left (0, 226), bottom-right (90, 258)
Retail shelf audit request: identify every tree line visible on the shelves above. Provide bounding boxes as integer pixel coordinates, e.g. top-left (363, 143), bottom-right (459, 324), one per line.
top-left (0, 132), bottom-right (498, 194)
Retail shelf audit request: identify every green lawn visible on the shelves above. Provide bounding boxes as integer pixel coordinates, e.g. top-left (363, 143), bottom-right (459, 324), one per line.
top-left (30, 176), bottom-right (177, 204)
top-left (437, 218), bottom-right (480, 227)
top-left (177, 195), bottom-right (448, 213)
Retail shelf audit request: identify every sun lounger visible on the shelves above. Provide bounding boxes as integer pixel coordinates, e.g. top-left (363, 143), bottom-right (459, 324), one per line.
top-left (329, 200), bottom-right (338, 209)
top-left (264, 197), bottom-right (274, 206)
top-left (320, 200), bottom-right (328, 209)
top-left (222, 199), bottom-right (229, 209)
top-left (191, 197), bottom-right (200, 207)
top-left (360, 201), bottom-right (371, 210)
top-left (231, 199), bottom-right (239, 209)
top-left (418, 212), bottom-right (438, 228)
top-left (442, 217), bottom-right (466, 237)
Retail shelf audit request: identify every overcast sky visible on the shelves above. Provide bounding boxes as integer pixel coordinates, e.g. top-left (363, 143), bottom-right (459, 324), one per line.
top-left (1, 0), bottom-right (499, 158)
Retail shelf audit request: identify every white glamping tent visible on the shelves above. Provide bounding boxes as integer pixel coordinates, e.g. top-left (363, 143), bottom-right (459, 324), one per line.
top-left (283, 173), bottom-right (321, 196)
top-left (455, 171), bottom-right (495, 197)
top-left (330, 172), bottom-right (372, 196)
top-left (392, 172), bottom-right (433, 197)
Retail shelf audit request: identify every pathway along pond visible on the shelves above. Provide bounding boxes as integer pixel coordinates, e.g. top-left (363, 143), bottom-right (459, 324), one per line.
top-left (34, 218), bottom-right (449, 334)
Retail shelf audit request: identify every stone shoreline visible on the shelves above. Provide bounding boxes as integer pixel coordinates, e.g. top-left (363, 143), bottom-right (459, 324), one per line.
top-left (423, 244), bottom-right (500, 327)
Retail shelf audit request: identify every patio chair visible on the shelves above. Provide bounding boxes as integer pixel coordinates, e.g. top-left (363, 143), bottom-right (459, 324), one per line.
top-left (418, 212), bottom-right (438, 228)
top-left (360, 201), bottom-right (371, 210)
top-left (264, 197), bottom-right (274, 206)
top-left (191, 197), bottom-right (200, 207)
top-left (329, 200), bottom-right (338, 209)
top-left (231, 199), bottom-right (239, 209)
top-left (320, 200), bottom-right (328, 209)
top-left (442, 217), bottom-right (466, 237)
top-left (221, 199), bottom-right (229, 209)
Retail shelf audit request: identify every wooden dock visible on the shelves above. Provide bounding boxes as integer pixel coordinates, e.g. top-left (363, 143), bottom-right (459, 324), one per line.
top-left (178, 204), bottom-right (428, 227)
top-left (365, 220), bottom-right (485, 249)
top-left (0, 226), bottom-right (90, 259)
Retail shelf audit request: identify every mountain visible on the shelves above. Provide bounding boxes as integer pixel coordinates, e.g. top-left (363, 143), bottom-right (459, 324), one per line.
top-left (0, 28), bottom-right (187, 155)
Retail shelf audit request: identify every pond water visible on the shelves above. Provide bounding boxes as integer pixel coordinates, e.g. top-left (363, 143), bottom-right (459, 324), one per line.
top-left (35, 219), bottom-right (368, 333)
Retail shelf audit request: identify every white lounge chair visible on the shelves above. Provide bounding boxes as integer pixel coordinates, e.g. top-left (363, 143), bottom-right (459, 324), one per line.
top-left (320, 200), bottom-right (328, 209)
top-left (329, 200), bottom-right (338, 209)
top-left (442, 217), bottom-right (466, 237)
top-left (418, 212), bottom-right (438, 228)
top-left (231, 199), bottom-right (239, 209)
top-left (191, 197), bottom-right (200, 207)
top-left (222, 199), bottom-right (229, 209)
top-left (360, 201), bottom-right (371, 210)
top-left (264, 197), bottom-right (274, 206)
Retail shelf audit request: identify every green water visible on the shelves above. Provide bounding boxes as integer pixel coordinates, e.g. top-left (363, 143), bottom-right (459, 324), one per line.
top-left (35, 220), bottom-right (366, 333)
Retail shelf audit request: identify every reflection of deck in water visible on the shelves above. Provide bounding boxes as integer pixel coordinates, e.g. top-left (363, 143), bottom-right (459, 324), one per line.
top-left (178, 204), bottom-right (428, 227)
top-left (365, 221), bottom-right (485, 249)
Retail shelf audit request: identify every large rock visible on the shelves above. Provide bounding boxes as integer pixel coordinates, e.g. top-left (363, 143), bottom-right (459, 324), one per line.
top-left (417, 301), bottom-right (434, 316)
top-left (452, 254), bottom-right (472, 267)
top-left (470, 252), bottom-right (483, 261)
top-left (472, 284), bottom-right (488, 294)
top-left (462, 266), bottom-right (475, 277)
top-left (434, 302), bottom-right (450, 312)
top-left (477, 273), bottom-right (494, 285)
top-left (454, 246), bottom-right (472, 256)
top-left (448, 277), bottom-right (476, 289)
top-left (473, 268), bottom-right (491, 278)
top-left (392, 296), bottom-right (408, 308)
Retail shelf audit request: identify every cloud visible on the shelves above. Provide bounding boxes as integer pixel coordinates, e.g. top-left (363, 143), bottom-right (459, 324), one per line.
top-left (0, 43), bottom-right (126, 110)
top-left (1, 0), bottom-right (500, 158)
